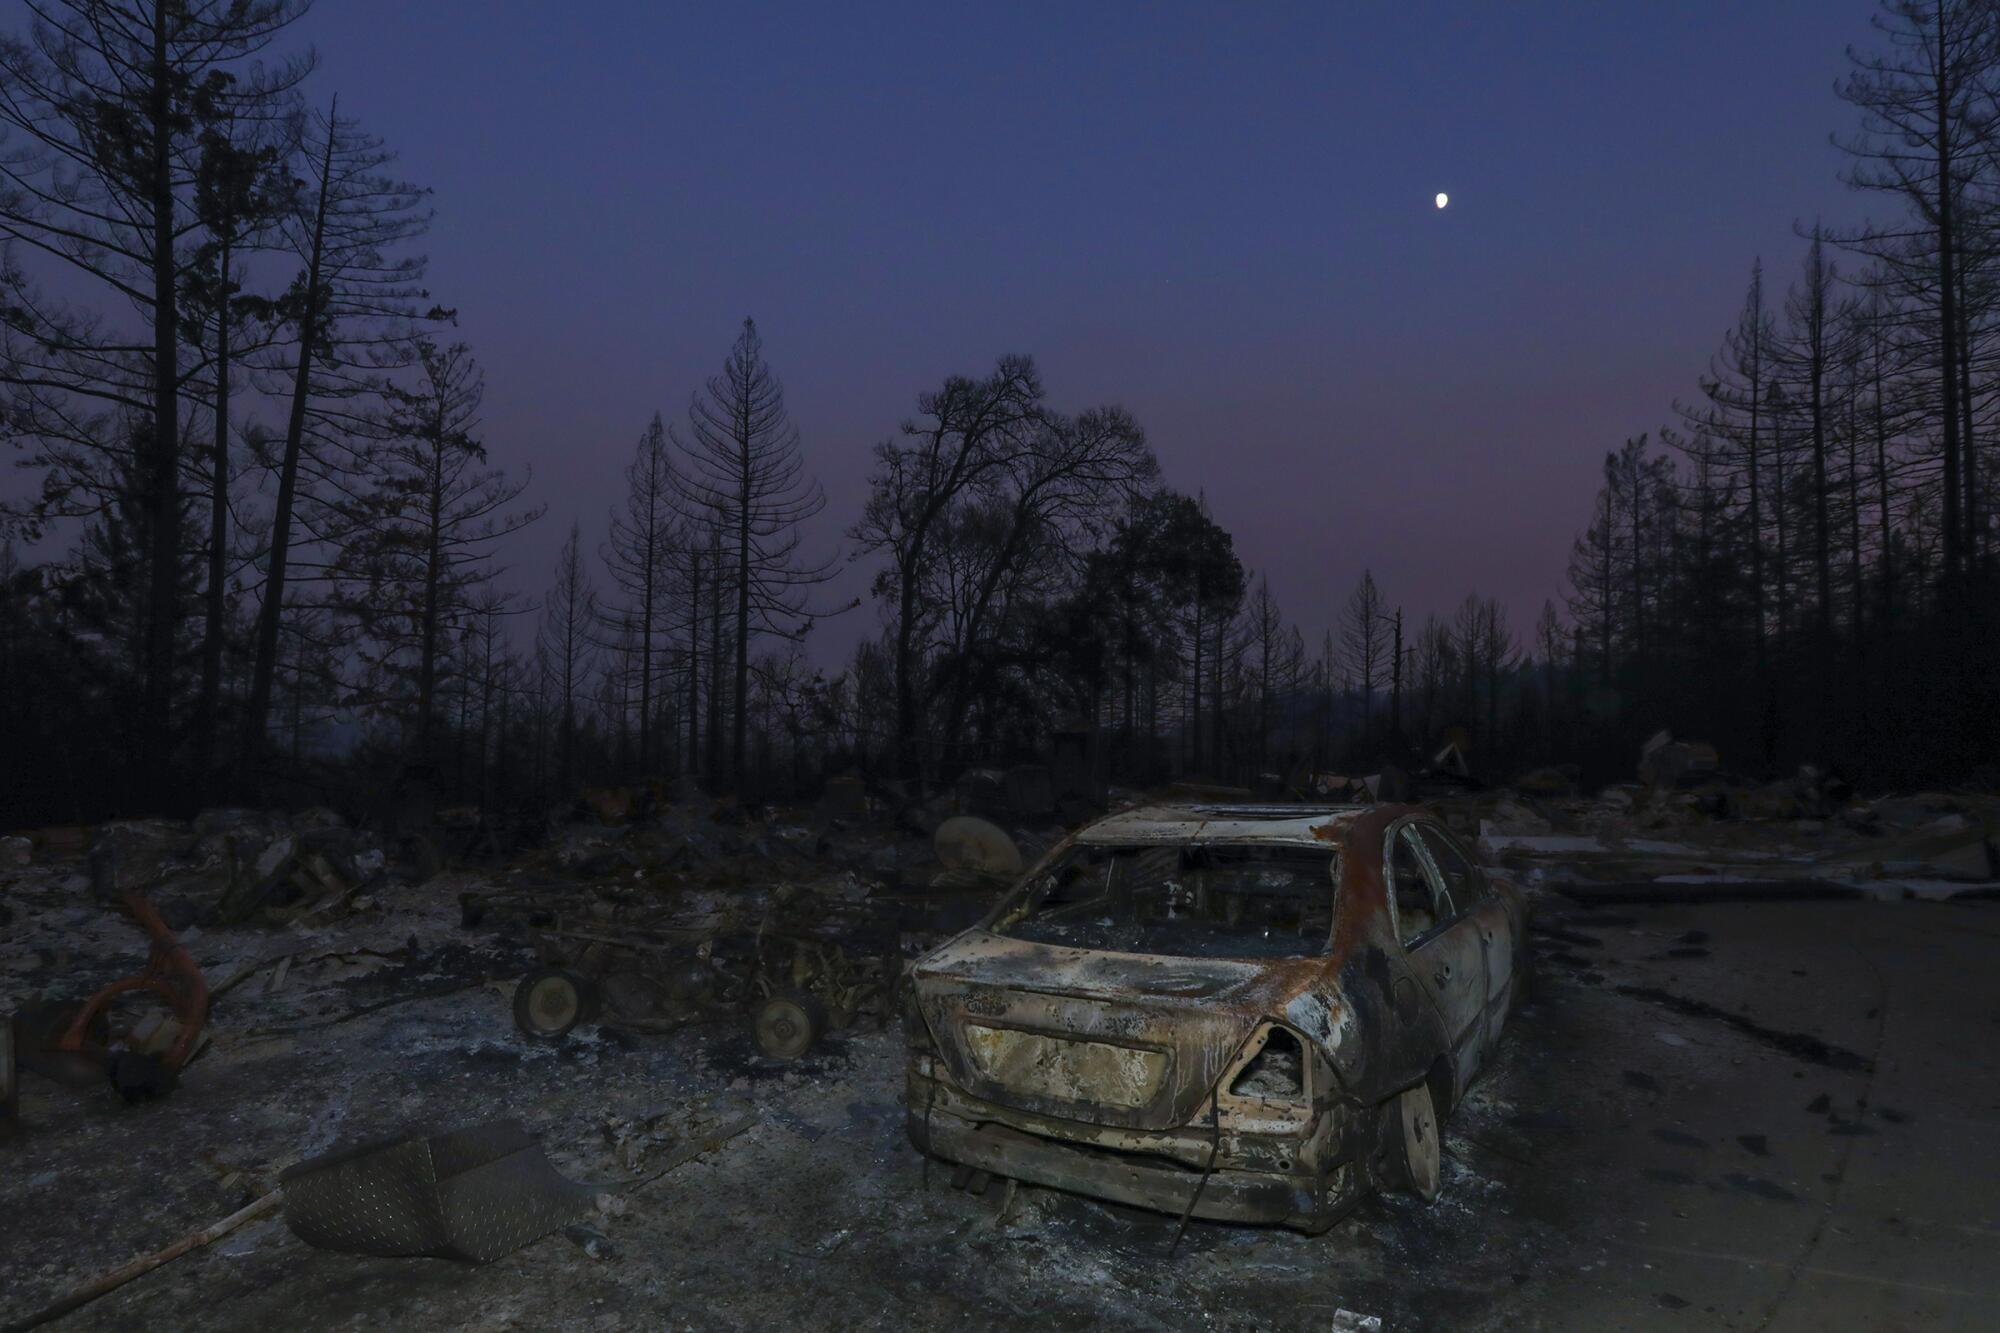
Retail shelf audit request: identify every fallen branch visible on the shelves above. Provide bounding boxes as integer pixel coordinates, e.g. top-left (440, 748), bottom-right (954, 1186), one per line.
top-left (245, 979), bottom-right (487, 1037)
top-left (209, 953), bottom-right (290, 1001)
top-left (2, 1190), bottom-right (280, 1333)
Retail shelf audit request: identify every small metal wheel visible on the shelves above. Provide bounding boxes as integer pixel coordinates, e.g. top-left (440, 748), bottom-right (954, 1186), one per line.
top-left (513, 968), bottom-right (594, 1040)
top-left (752, 989), bottom-right (826, 1060)
top-left (1393, 1082), bottom-right (1443, 1201)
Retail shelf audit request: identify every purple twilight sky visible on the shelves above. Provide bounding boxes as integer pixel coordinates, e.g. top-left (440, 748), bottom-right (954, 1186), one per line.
top-left (16, 1), bottom-right (1889, 664)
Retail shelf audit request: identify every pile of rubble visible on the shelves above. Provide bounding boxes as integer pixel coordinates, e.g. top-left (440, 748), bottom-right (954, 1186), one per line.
top-left (3, 778), bottom-right (1043, 1121)
top-left (1457, 733), bottom-right (1999, 901)
top-left (458, 783), bottom-right (1056, 1058)
top-left (74, 808), bottom-right (390, 929)
top-left (535, 772), bottom-right (1070, 904)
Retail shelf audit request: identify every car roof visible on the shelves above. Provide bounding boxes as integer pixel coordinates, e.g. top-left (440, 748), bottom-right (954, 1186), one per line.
top-left (1073, 803), bottom-right (1379, 849)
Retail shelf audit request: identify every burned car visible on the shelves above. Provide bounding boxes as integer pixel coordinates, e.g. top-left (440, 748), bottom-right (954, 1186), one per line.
top-left (903, 803), bottom-right (1528, 1231)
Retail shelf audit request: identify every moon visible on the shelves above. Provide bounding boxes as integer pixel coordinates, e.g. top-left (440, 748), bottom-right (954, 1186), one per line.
top-left (1435, 192), bottom-right (1449, 210)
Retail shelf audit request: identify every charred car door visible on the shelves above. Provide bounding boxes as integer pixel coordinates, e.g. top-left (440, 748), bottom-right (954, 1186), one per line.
top-left (1385, 819), bottom-right (1486, 1093)
top-left (1415, 821), bottom-right (1514, 1053)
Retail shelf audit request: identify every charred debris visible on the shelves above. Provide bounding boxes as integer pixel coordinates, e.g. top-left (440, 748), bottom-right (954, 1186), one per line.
top-left (2, 737), bottom-right (1997, 1324)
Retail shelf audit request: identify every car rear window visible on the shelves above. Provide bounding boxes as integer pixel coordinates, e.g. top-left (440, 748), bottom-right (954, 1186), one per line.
top-left (992, 843), bottom-right (1339, 959)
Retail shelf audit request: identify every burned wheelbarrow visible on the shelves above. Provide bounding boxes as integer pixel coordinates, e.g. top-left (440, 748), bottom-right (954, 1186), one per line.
top-left (741, 933), bottom-right (896, 1059)
top-left (509, 907), bottom-right (742, 1042)
top-left (505, 892), bottom-right (899, 1060)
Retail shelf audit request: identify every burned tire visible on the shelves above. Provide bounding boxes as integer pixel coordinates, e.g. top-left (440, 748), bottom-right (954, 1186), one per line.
top-left (513, 968), bottom-right (595, 1040)
top-left (752, 989), bottom-right (826, 1060)
top-left (1382, 1082), bottom-right (1443, 1201)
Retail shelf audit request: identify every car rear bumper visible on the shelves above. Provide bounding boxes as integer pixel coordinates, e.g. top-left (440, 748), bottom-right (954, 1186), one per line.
top-left (906, 1070), bottom-right (1364, 1232)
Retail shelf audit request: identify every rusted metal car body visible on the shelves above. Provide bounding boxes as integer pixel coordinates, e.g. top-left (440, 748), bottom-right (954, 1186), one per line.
top-left (903, 803), bottom-right (1528, 1231)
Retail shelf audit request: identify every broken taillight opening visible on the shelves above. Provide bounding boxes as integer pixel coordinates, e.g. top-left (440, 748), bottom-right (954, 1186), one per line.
top-left (900, 981), bottom-right (940, 1055)
top-left (1229, 1025), bottom-right (1306, 1101)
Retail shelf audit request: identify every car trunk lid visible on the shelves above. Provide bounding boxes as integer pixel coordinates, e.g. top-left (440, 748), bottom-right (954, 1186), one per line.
top-left (910, 932), bottom-right (1291, 1131)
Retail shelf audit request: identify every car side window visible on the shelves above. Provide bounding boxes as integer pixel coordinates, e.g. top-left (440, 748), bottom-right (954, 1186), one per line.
top-left (1389, 825), bottom-right (1451, 947)
top-left (1416, 823), bottom-right (1482, 908)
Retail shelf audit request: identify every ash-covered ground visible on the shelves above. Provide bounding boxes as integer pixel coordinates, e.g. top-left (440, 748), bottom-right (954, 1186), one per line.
top-left (3, 790), bottom-right (1997, 1331)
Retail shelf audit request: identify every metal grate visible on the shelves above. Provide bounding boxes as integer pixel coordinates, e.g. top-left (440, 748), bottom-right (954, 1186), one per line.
top-left (280, 1120), bottom-right (593, 1263)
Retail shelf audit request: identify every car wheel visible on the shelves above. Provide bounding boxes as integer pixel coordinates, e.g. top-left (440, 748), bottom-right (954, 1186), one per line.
top-left (513, 967), bottom-right (594, 1040)
top-left (1390, 1082), bottom-right (1442, 1201)
top-left (752, 989), bottom-right (826, 1059)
